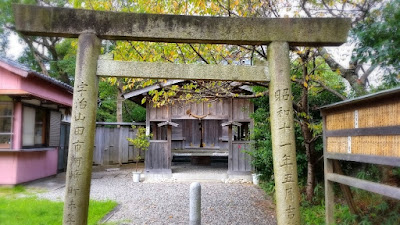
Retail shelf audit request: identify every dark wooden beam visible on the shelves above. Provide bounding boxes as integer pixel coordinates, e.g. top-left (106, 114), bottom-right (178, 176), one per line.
top-left (221, 121), bottom-right (242, 127)
top-left (13, 4), bottom-right (351, 46)
top-left (157, 121), bottom-right (179, 127)
top-left (96, 122), bottom-right (145, 126)
top-left (325, 126), bottom-right (400, 137)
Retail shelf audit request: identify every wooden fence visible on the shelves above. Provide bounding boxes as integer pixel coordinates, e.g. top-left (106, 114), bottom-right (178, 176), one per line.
top-left (93, 122), bottom-right (145, 165)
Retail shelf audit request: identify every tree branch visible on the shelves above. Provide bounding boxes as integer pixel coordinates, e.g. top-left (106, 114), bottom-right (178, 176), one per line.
top-left (176, 43), bottom-right (186, 64)
top-left (301, 0), bottom-right (313, 17)
top-left (318, 47), bottom-right (365, 94)
top-left (189, 44), bottom-right (209, 64)
top-left (313, 79), bottom-right (347, 100)
top-left (359, 64), bottom-right (377, 85)
top-left (130, 42), bottom-right (144, 60)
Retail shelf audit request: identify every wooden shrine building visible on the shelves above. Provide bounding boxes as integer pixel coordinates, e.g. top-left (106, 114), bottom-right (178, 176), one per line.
top-left (124, 80), bottom-right (254, 174)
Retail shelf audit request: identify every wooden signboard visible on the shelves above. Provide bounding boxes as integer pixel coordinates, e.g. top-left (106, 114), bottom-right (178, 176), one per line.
top-left (321, 87), bottom-right (400, 224)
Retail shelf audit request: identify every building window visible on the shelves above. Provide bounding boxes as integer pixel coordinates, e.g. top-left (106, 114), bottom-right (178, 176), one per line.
top-left (0, 102), bottom-right (13, 149)
top-left (22, 106), bottom-right (48, 147)
top-left (150, 122), bottom-right (167, 140)
top-left (233, 122), bottom-right (250, 141)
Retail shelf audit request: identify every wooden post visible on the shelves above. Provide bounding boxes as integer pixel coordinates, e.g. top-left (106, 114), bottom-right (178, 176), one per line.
top-left (323, 115), bottom-right (335, 224)
top-left (63, 33), bottom-right (101, 225)
top-left (228, 98), bottom-right (233, 173)
top-left (268, 41), bottom-right (300, 225)
top-left (167, 106), bottom-right (172, 165)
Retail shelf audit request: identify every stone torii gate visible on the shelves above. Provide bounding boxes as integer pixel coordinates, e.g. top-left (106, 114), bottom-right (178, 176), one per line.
top-left (13, 5), bottom-right (350, 225)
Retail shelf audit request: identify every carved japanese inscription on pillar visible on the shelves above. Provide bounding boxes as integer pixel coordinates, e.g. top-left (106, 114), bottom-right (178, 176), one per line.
top-left (63, 33), bottom-right (101, 225)
top-left (268, 42), bottom-right (300, 225)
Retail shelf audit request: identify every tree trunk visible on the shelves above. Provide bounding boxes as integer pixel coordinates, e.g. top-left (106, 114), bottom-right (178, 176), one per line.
top-left (306, 157), bottom-right (315, 201)
top-left (299, 61), bottom-right (316, 201)
top-left (301, 120), bottom-right (316, 201)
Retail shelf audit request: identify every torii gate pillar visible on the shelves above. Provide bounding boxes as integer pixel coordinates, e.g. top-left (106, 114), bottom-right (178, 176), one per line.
top-left (269, 42), bottom-right (300, 224)
top-left (63, 33), bottom-right (101, 225)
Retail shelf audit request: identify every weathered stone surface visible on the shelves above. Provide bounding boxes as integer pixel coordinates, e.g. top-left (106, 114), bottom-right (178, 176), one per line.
top-left (97, 59), bottom-right (269, 82)
top-left (14, 4), bottom-right (351, 46)
top-left (189, 182), bottom-right (201, 225)
top-left (63, 33), bottom-right (101, 225)
top-left (268, 42), bottom-right (300, 225)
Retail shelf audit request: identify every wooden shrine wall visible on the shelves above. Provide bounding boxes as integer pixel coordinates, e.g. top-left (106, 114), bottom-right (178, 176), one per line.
top-left (148, 98), bottom-right (254, 121)
top-left (145, 140), bottom-right (170, 173)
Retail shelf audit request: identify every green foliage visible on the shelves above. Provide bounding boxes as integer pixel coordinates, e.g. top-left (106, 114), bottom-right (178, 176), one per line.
top-left (0, 0), bottom-right (33, 54)
top-left (259, 180), bottom-right (275, 197)
top-left (352, 0), bottom-right (400, 87)
top-left (126, 126), bottom-right (152, 171)
top-left (355, 164), bottom-right (380, 182)
top-left (260, 178), bottom-right (360, 225)
top-left (249, 97), bottom-right (273, 180)
top-left (300, 202), bottom-right (325, 225)
top-left (124, 100), bottom-right (146, 122)
top-left (96, 80), bottom-right (146, 122)
top-left (295, 172), bottom-right (400, 224)
top-left (334, 204), bottom-right (358, 225)
top-left (392, 167), bottom-right (400, 178)
top-left (97, 80), bottom-right (119, 122)
top-left (352, 189), bottom-right (400, 225)
top-left (50, 39), bottom-right (77, 82)
top-left (1, 0), bottom-right (74, 83)
top-left (127, 126), bottom-right (151, 152)
top-left (17, 49), bottom-right (41, 71)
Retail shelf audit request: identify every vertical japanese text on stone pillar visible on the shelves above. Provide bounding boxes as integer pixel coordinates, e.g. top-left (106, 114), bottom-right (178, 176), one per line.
top-left (65, 81), bottom-right (89, 224)
top-left (275, 87), bottom-right (298, 223)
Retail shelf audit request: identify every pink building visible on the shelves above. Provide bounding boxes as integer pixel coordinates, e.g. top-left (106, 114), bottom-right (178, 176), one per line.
top-left (0, 57), bottom-right (73, 185)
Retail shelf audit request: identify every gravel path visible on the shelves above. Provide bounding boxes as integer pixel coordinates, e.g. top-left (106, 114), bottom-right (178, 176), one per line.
top-left (37, 171), bottom-right (277, 225)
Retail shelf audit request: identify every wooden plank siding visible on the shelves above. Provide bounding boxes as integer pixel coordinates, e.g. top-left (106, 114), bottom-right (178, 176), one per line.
top-left (229, 142), bottom-right (252, 174)
top-left (148, 99), bottom-right (252, 149)
top-left (145, 141), bottom-right (171, 173)
top-left (232, 99), bottom-right (254, 121)
top-left (169, 101), bottom-right (230, 120)
top-left (149, 99), bottom-right (252, 121)
top-left (93, 126), bottom-right (145, 165)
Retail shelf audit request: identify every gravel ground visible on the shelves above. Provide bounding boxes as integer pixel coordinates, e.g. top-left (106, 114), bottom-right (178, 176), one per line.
top-left (36, 170), bottom-right (277, 225)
